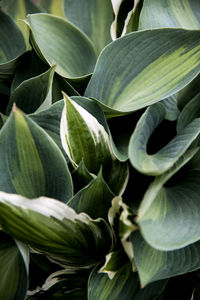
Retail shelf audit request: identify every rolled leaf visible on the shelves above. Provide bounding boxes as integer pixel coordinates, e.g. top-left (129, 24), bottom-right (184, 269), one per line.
top-left (0, 192), bottom-right (113, 267)
top-left (0, 107), bottom-right (73, 201)
top-left (128, 103), bottom-right (200, 175)
top-left (139, 0), bottom-right (200, 30)
top-left (177, 92), bottom-right (200, 132)
top-left (27, 13), bottom-right (97, 79)
top-left (84, 28), bottom-right (200, 114)
top-left (63, 0), bottom-right (113, 55)
top-left (137, 148), bottom-right (200, 251)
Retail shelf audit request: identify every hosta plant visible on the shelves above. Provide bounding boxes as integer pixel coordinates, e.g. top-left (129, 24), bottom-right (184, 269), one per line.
top-left (0, 0), bottom-right (200, 299)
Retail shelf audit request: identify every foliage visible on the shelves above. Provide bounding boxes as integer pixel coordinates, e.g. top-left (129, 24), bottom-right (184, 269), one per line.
top-left (0, 0), bottom-right (200, 299)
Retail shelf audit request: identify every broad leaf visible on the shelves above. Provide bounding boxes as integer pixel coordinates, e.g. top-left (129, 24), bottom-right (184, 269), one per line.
top-left (0, 107), bottom-right (73, 201)
top-left (88, 262), bottom-right (167, 300)
top-left (27, 13), bottom-right (97, 79)
top-left (60, 93), bottom-right (129, 195)
top-left (0, 232), bottom-right (29, 300)
top-left (60, 94), bottom-right (115, 172)
top-left (131, 231), bottom-right (200, 286)
top-left (7, 66), bottom-right (55, 114)
top-left (84, 29), bottom-right (200, 114)
top-left (139, 0), bottom-right (200, 30)
top-left (68, 170), bottom-right (115, 220)
top-left (128, 102), bottom-right (200, 175)
top-left (0, 192), bottom-right (113, 267)
top-left (137, 149), bottom-right (200, 251)
top-left (63, 0), bottom-right (113, 55)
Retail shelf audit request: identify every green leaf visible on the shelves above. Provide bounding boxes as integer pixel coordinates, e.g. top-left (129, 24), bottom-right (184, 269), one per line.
top-left (27, 269), bottom-right (88, 299)
top-left (0, 192), bottom-right (113, 267)
top-left (29, 99), bottom-right (65, 155)
top-left (7, 66), bottom-right (55, 114)
top-left (122, 0), bottom-right (143, 34)
top-left (84, 28), bottom-right (200, 114)
top-left (0, 107), bottom-right (73, 201)
top-left (72, 160), bottom-right (93, 193)
top-left (131, 231), bottom-right (200, 286)
top-left (60, 93), bottom-right (116, 173)
top-left (0, 10), bottom-right (26, 89)
top-left (37, 0), bottom-right (65, 17)
top-left (68, 170), bottom-right (115, 220)
top-left (0, 10), bottom-right (26, 63)
top-left (88, 262), bottom-right (167, 300)
top-left (139, 0), bottom-right (200, 30)
top-left (110, 0), bottom-right (123, 40)
top-left (0, 0), bottom-right (41, 46)
top-left (137, 148), bottom-right (200, 251)
top-left (11, 50), bottom-right (48, 92)
top-left (177, 92), bottom-right (200, 133)
top-left (99, 248), bottom-right (129, 279)
top-left (177, 74), bottom-right (200, 110)
top-left (63, 0), bottom-right (113, 55)
top-left (161, 95), bottom-right (180, 121)
top-left (60, 93), bottom-right (129, 195)
top-left (27, 13), bottom-right (97, 79)
top-left (128, 103), bottom-right (200, 175)
top-left (0, 232), bottom-right (29, 300)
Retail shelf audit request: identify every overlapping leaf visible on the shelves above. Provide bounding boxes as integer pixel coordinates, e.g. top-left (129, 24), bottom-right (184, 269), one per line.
top-left (11, 50), bottom-right (48, 92)
top-left (63, 0), bottom-right (113, 55)
top-left (0, 232), bottom-right (29, 300)
top-left (7, 66), bottom-right (55, 114)
top-left (27, 13), bottom-right (97, 79)
top-left (37, 0), bottom-right (64, 16)
top-left (0, 10), bottom-right (26, 86)
top-left (88, 262), bottom-right (167, 300)
top-left (60, 93), bottom-right (129, 195)
top-left (0, 0), bottom-right (40, 45)
top-left (0, 192), bottom-right (113, 267)
top-left (0, 107), bottom-right (73, 201)
top-left (85, 28), bottom-right (200, 114)
top-left (68, 170), bottom-right (115, 220)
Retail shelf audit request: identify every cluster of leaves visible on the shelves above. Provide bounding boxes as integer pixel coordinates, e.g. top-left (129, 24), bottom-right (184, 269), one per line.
top-left (0, 0), bottom-right (200, 299)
